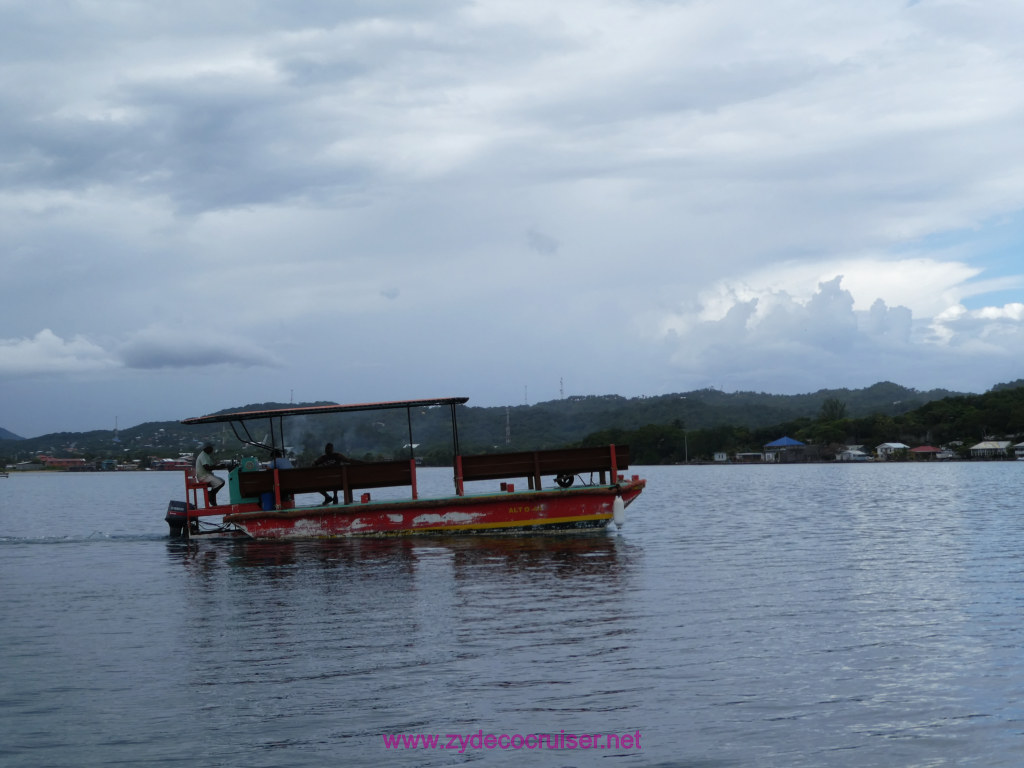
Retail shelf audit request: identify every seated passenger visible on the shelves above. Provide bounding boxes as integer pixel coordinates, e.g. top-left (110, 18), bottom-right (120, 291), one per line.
top-left (313, 442), bottom-right (360, 504)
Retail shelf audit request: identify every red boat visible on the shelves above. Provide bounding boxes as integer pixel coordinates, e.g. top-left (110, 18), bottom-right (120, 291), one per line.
top-left (166, 397), bottom-right (645, 539)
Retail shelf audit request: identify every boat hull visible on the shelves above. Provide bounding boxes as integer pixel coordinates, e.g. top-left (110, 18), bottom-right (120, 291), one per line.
top-left (222, 479), bottom-right (645, 539)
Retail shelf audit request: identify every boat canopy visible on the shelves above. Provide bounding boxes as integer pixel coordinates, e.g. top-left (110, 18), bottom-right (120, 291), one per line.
top-left (181, 397), bottom-right (468, 425)
top-left (181, 397), bottom-right (469, 458)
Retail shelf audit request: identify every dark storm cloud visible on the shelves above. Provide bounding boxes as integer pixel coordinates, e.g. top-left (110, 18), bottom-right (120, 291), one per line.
top-left (119, 332), bottom-right (279, 370)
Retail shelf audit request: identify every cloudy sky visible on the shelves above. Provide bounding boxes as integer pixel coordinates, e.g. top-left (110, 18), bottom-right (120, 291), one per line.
top-left (2, 0), bottom-right (1024, 437)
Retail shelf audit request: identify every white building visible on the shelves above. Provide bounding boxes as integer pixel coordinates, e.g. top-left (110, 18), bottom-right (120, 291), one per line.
top-left (969, 441), bottom-right (1011, 458)
top-left (875, 442), bottom-right (910, 460)
top-left (838, 449), bottom-right (870, 462)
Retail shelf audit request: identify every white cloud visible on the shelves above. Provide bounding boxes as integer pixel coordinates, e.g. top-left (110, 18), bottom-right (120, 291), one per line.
top-left (0, 329), bottom-right (118, 376)
top-left (655, 269), bottom-right (1024, 394)
top-left (0, 326), bottom-right (279, 380)
top-left (930, 302), bottom-right (1024, 348)
top-left (693, 257), bottom-right (983, 322)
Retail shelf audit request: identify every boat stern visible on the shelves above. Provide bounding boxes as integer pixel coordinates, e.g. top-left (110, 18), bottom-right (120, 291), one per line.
top-left (165, 500), bottom-right (190, 537)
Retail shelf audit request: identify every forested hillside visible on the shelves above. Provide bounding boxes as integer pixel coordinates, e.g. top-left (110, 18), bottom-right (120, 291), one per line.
top-left (579, 380), bottom-right (1024, 464)
top-left (3, 381), bottom-right (1022, 466)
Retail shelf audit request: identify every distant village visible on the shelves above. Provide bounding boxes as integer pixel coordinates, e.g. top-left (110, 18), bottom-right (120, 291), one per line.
top-left (5, 454), bottom-right (199, 472)
top-left (718, 438), bottom-right (1024, 463)
top-left (5, 438), bottom-right (1024, 473)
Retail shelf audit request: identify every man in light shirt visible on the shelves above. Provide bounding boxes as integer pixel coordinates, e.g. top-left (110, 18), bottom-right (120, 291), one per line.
top-left (195, 443), bottom-right (226, 506)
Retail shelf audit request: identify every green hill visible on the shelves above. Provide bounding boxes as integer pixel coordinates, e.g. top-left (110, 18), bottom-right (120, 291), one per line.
top-left (582, 380), bottom-right (1024, 464)
top-left (1, 381), bottom-right (997, 466)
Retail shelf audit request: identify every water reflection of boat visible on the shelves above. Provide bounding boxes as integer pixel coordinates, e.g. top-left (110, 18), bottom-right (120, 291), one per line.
top-left (170, 532), bottom-right (632, 580)
top-left (165, 397), bottom-right (645, 540)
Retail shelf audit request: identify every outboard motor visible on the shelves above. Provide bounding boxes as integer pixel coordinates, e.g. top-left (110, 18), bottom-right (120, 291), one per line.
top-left (165, 500), bottom-right (190, 537)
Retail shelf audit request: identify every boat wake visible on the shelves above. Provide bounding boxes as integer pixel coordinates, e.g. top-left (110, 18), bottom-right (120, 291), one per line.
top-left (0, 532), bottom-right (171, 546)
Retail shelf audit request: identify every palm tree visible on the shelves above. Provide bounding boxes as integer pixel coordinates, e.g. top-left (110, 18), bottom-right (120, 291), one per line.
top-left (819, 397), bottom-right (848, 422)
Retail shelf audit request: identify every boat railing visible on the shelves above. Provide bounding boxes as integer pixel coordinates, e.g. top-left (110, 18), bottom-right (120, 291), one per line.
top-left (455, 444), bottom-right (629, 495)
top-left (188, 444), bottom-right (630, 511)
top-left (236, 460), bottom-right (418, 507)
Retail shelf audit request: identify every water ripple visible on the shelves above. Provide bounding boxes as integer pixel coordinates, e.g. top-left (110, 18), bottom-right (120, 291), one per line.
top-left (3, 465), bottom-right (1024, 765)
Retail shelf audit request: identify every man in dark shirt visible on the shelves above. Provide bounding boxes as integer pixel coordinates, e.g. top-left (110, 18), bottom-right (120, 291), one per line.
top-left (313, 443), bottom-right (359, 504)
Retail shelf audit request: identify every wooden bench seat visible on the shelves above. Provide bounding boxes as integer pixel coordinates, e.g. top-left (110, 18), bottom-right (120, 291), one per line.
top-left (456, 445), bottom-right (629, 493)
top-left (237, 461), bottom-right (415, 506)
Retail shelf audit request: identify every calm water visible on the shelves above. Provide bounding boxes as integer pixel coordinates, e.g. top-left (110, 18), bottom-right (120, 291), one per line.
top-left (2, 464), bottom-right (1024, 767)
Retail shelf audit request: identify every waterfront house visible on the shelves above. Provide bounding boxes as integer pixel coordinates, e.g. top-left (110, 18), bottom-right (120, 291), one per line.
top-left (735, 452), bottom-right (764, 463)
top-left (875, 442), bottom-right (910, 460)
top-left (969, 440), bottom-right (1012, 458)
top-left (764, 436), bottom-right (806, 463)
top-left (838, 448), bottom-right (870, 462)
top-left (38, 455), bottom-right (88, 469)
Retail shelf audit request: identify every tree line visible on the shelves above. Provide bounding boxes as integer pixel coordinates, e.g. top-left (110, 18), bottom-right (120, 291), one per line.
top-left (574, 382), bottom-right (1024, 464)
top-left (3, 380), bottom-right (1023, 467)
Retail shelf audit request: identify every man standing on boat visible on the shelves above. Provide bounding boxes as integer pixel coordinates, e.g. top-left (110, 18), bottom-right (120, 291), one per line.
top-left (195, 444), bottom-right (227, 506)
top-left (313, 443), bottom-right (360, 504)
